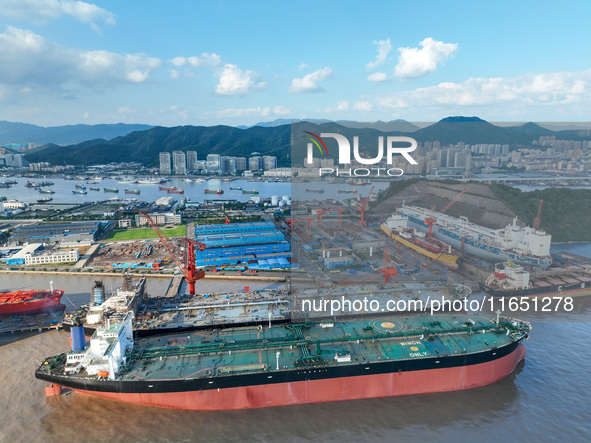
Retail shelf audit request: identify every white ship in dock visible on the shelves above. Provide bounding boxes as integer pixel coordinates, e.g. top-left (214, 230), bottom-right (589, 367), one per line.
top-left (397, 205), bottom-right (553, 267)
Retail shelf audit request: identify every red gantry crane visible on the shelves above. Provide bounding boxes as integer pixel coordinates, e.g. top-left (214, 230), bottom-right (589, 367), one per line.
top-left (316, 208), bottom-right (345, 228)
top-left (357, 186), bottom-right (376, 227)
top-left (381, 247), bottom-right (398, 284)
top-left (135, 210), bottom-right (207, 295)
top-left (286, 217), bottom-right (314, 230)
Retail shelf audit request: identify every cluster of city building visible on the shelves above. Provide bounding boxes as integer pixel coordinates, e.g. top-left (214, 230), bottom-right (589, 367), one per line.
top-left (295, 137), bottom-right (591, 179)
top-left (295, 142), bottom-right (475, 178)
top-left (158, 151), bottom-right (278, 175)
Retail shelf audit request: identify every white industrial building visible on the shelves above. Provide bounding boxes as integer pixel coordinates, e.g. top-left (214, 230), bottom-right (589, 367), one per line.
top-left (24, 248), bottom-right (79, 265)
top-left (135, 212), bottom-right (181, 226)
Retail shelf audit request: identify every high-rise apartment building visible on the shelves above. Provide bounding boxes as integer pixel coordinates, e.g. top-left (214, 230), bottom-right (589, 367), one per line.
top-left (159, 152), bottom-right (171, 175)
top-left (262, 156), bottom-right (277, 170)
top-left (235, 157), bottom-right (247, 171)
top-left (249, 156), bottom-right (262, 171)
top-left (172, 151), bottom-right (186, 175)
top-left (206, 154), bottom-right (221, 173)
top-left (222, 156), bottom-right (237, 174)
top-left (186, 151), bottom-right (198, 173)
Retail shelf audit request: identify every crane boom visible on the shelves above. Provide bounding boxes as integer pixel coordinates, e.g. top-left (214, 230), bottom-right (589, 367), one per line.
top-left (135, 210), bottom-right (207, 295)
top-left (441, 187), bottom-right (470, 214)
top-left (533, 199), bottom-right (543, 230)
top-left (357, 186), bottom-right (376, 227)
top-left (136, 210), bottom-right (184, 271)
top-left (425, 187), bottom-right (470, 236)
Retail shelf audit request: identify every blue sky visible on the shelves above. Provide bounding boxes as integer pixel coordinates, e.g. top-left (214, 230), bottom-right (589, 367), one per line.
top-left (1, 0), bottom-right (590, 127)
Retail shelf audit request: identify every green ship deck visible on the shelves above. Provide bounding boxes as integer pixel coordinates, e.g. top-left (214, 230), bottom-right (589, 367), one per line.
top-left (100, 314), bottom-right (529, 381)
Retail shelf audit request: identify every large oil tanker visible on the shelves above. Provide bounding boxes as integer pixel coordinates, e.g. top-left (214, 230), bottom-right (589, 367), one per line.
top-left (36, 312), bottom-right (530, 410)
top-left (480, 261), bottom-right (591, 298)
top-left (0, 286), bottom-right (64, 316)
top-left (397, 205), bottom-right (552, 268)
top-left (381, 214), bottom-right (460, 270)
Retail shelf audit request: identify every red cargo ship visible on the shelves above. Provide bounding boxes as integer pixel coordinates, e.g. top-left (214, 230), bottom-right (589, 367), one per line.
top-left (0, 288), bottom-right (65, 316)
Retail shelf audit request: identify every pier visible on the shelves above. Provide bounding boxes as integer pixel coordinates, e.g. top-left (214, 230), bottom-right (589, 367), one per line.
top-left (165, 275), bottom-right (184, 297)
top-left (0, 314), bottom-right (63, 335)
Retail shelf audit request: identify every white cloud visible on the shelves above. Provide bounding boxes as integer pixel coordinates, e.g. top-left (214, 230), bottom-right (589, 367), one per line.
top-left (288, 67), bottom-right (333, 93)
top-left (209, 106), bottom-right (293, 119)
top-left (168, 69), bottom-right (194, 80)
top-left (172, 53), bottom-right (221, 68)
top-left (368, 72), bottom-right (388, 82)
top-left (109, 106), bottom-right (137, 120)
top-left (0, 27), bottom-right (161, 88)
top-left (298, 63), bottom-right (308, 70)
top-left (273, 105), bottom-right (293, 115)
top-left (167, 105), bottom-right (188, 119)
top-left (0, 0), bottom-right (115, 28)
top-left (336, 100), bottom-right (350, 111)
top-left (213, 107), bottom-right (271, 118)
top-left (214, 64), bottom-right (266, 96)
top-left (323, 100), bottom-right (350, 113)
top-left (126, 69), bottom-right (149, 83)
top-left (171, 57), bottom-right (186, 67)
top-left (353, 100), bottom-right (373, 111)
top-left (358, 69), bottom-right (591, 113)
top-left (394, 38), bottom-right (458, 79)
top-left (188, 53), bottom-right (221, 67)
top-left (366, 38), bottom-right (392, 70)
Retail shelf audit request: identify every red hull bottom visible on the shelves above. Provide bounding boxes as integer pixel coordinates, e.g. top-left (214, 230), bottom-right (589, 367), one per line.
top-left (71, 344), bottom-right (526, 411)
top-left (0, 301), bottom-right (65, 316)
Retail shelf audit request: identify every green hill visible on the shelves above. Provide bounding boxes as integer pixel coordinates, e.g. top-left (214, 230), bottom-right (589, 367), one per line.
top-left (26, 125), bottom-right (291, 167)
top-left (489, 184), bottom-right (591, 242)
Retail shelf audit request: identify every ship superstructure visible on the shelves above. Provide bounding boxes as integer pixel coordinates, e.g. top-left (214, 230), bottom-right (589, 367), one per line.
top-left (481, 261), bottom-right (591, 298)
top-left (62, 276), bottom-right (145, 333)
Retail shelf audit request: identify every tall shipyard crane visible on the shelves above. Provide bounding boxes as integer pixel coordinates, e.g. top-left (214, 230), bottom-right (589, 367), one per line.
top-left (357, 186), bottom-right (376, 227)
top-left (135, 210), bottom-right (207, 295)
